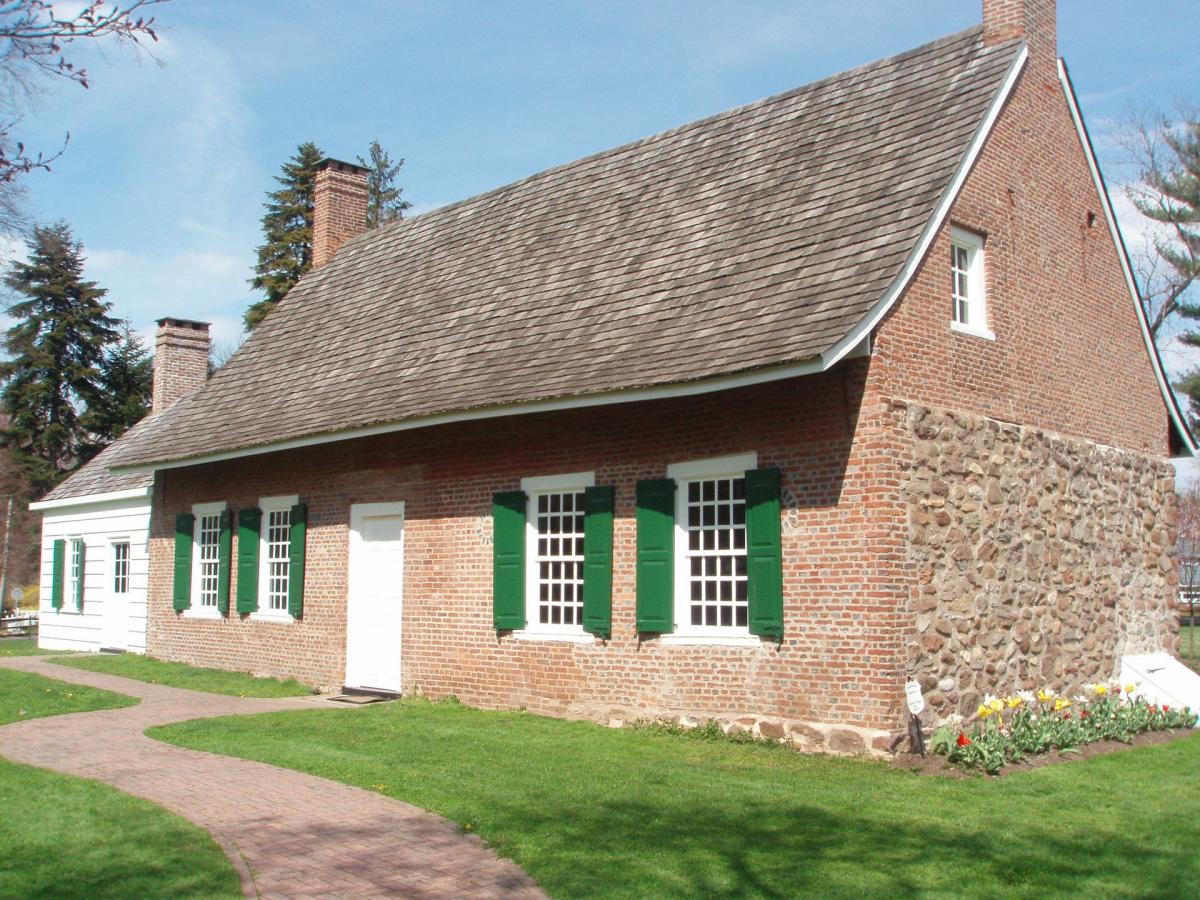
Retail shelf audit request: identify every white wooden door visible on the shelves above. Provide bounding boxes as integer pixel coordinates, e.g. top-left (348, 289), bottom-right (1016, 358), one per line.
top-left (101, 540), bottom-right (129, 650)
top-left (345, 503), bottom-right (405, 692)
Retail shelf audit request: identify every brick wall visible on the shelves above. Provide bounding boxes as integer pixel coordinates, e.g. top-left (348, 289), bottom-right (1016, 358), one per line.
top-left (312, 159), bottom-right (368, 269)
top-left (873, 24), bottom-right (1169, 457)
top-left (148, 364), bottom-right (910, 747)
top-left (152, 319), bottom-right (210, 415)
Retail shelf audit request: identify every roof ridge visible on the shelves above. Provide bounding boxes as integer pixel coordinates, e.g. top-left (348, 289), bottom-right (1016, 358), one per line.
top-left (328, 25), bottom-right (999, 257)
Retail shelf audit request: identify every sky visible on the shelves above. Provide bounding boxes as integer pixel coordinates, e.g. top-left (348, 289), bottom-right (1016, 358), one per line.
top-left (4, 0), bottom-right (1200, 457)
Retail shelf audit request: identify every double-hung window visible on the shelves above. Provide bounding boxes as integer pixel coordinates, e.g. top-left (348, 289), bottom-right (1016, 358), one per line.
top-left (68, 538), bottom-right (85, 611)
top-left (256, 495), bottom-right (298, 620)
top-left (188, 502), bottom-right (226, 617)
top-left (666, 454), bottom-right (756, 642)
top-left (112, 541), bottom-right (130, 594)
top-left (519, 472), bottom-right (594, 639)
top-left (949, 226), bottom-right (993, 340)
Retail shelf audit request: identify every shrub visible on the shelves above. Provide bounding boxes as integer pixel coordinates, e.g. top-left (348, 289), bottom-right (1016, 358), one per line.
top-left (930, 684), bottom-right (1198, 774)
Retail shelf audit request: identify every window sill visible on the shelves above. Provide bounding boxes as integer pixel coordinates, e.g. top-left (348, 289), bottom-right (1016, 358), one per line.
top-left (248, 612), bottom-right (295, 624)
top-left (950, 321), bottom-right (996, 342)
top-left (183, 608), bottom-right (223, 621)
top-left (510, 630), bottom-right (595, 644)
top-left (655, 633), bottom-right (767, 648)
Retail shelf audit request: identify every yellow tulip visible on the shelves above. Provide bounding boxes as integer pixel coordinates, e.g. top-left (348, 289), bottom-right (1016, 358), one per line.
top-left (1124, 683), bottom-right (1136, 694)
top-left (1093, 684), bottom-right (1108, 696)
top-left (1006, 696), bottom-right (1023, 708)
top-left (1037, 689), bottom-right (1055, 703)
top-left (977, 704), bottom-right (992, 718)
top-left (1054, 698), bottom-right (1071, 711)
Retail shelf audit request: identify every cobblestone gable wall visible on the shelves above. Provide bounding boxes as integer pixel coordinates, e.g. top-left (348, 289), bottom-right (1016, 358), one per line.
top-left (901, 403), bottom-right (1178, 721)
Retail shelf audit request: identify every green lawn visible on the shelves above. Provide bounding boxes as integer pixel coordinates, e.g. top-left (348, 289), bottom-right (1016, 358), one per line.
top-left (0, 637), bottom-right (57, 656)
top-left (52, 652), bottom-right (316, 697)
top-left (152, 699), bottom-right (1200, 898)
top-left (0, 668), bottom-right (239, 898)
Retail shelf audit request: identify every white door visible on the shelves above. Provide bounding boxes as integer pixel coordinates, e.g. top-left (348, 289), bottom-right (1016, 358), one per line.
top-left (345, 503), bottom-right (405, 692)
top-left (101, 540), bottom-right (130, 650)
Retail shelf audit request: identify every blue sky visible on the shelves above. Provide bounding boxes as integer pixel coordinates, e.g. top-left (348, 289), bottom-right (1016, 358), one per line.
top-left (5, 0), bottom-right (1199, 359)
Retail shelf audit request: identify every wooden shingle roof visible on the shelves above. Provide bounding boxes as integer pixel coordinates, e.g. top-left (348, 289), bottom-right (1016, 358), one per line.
top-left (112, 27), bottom-right (1023, 470)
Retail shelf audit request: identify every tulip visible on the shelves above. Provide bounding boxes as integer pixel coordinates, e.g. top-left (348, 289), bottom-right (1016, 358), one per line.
top-left (956, 732), bottom-right (971, 747)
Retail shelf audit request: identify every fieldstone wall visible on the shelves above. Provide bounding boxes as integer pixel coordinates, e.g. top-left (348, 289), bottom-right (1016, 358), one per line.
top-left (902, 403), bottom-right (1178, 722)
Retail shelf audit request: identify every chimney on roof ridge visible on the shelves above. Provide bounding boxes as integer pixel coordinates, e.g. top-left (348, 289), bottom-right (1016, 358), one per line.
top-left (312, 157), bottom-right (369, 270)
top-left (152, 318), bottom-right (210, 415)
top-left (982, 0), bottom-right (1055, 62)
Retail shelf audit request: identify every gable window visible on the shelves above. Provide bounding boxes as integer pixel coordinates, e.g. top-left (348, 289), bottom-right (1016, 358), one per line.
top-left (112, 541), bottom-right (130, 594)
top-left (256, 495), bottom-right (298, 620)
top-left (666, 453), bottom-right (757, 642)
top-left (188, 502), bottom-right (226, 617)
top-left (949, 226), bottom-right (993, 340)
top-left (518, 472), bottom-right (595, 640)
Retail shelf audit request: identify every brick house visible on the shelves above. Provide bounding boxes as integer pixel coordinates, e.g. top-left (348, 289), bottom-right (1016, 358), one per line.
top-left (99, 0), bottom-right (1192, 752)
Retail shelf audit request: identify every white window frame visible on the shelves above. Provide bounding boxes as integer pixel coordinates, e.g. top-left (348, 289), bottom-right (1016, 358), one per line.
top-left (62, 536), bottom-right (85, 614)
top-left (252, 494), bottom-right (299, 623)
top-left (513, 471), bottom-right (595, 643)
top-left (186, 502), bottom-right (226, 619)
top-left (949, 226), bottom-right (994, 341)
top-left (109, 537), bottom-right (131, 596)
top-left (661, 453), bottom-right (761, 647)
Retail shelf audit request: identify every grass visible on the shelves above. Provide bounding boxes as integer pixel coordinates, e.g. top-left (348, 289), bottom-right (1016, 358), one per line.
top-left (0, 668), bottom-right (239, 898)
top-left (0, 667), bottom-right (138, 724)
top-left (152, 699), bottom-right (1200, 899)
top-left (0, 637), bottom-right (57, 656)
top-left (52, 652), bottom-right (316, 697)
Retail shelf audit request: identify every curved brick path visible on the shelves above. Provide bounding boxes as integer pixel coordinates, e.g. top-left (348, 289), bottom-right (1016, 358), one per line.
top-left (0, 656), bottom-right (544, 899)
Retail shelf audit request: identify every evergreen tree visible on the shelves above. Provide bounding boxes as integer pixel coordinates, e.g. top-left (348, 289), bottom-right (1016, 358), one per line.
top-left (247, 141), bottom-right (323, 330)
top-left (1125, 112), bottom-right (1200, 424)
top-left (357, 139), bottom-right (412, 228)
top-left (0, 222), bottom-right (118, 490)
top-left (80, 322), bottom-right (152, 453)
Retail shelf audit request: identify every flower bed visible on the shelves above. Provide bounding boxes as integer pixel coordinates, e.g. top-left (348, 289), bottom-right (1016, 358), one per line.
top-left (931, 684), bottom-right (1198, 774)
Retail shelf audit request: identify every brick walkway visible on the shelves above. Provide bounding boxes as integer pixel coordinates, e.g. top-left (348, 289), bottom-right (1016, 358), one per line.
top-left (0, 656), bottom-right (545, 899)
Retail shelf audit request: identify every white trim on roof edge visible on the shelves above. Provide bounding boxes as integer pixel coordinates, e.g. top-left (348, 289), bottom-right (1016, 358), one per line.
top-left (29, 486), bottom-right (152, 511)
top-left (1056, 59), bottom-right (1196, 457)
top-left (116, 44), bottom-right (1036, 476)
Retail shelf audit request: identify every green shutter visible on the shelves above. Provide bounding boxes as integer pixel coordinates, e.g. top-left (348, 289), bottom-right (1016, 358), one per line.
top-left (73, 541), bottom-right (85, 611)
top-left (50, 539), bottom-right (64, 610)
top-left (217, 510), bottom-right (233, 615)
top-left (745, 467), bottom-right (783, 639)
top-left (582, 485), bottom-right (614, 639)
top-left (172, 513), bottom-right (194, 612)
top-left (236, 508), bottom-right (261, 615)
top-left (288, 503), bottom-right (307, 619)
top-left (636, 478), bottom-right (675, 633)
top-left (492, 490), bottom-right (526, 631)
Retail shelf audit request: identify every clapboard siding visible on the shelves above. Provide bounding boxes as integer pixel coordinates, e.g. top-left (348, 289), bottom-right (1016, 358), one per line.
top-left (38, 495), bottom-right (151, 653)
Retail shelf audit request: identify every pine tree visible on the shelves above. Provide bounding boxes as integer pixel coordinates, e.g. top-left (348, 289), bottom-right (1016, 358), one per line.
top-left (0, 222), bottom-right (118, 490)
top-left (1126, 112), bottom-right (1200, 424)
top-left (247, 141), bottom-right (324, 330)
top-left (358, 139), bottom-right (412, 229)
top-left (80, 322), bottom-right (152, 454)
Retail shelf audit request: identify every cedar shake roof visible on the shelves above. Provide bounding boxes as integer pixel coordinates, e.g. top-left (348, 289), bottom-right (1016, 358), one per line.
top-left (112, 27), bottom-right (1023, 470)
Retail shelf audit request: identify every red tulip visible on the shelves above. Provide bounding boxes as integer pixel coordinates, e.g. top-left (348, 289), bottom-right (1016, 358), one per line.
top-left (956, 732), bottom-right (971, 747)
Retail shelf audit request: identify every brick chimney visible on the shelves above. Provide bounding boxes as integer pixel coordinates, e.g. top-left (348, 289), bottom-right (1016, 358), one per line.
top-left (152, 318), bottom-right (210, 414)
top-left (312, 157), bottom-right (368, 269)
top-left (982, 0), bottom-right (1055, 63)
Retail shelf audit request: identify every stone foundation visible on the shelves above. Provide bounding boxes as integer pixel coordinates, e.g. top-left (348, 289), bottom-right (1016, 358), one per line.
top-left (901, 403), bottom-right (1177, 723)
top-left (633, 712), bottom-right (891, 757)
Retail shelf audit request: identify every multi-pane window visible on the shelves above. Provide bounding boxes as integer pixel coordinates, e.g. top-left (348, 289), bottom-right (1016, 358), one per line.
top-left (196, 514), bottom-right (221, 609)
top-left (265, 507), bottom-right (291, 613)
top-left (534, 491), bottom-right (585, 627)
top-left (683, 477), bottom-right (748, 629)
top-left (949, 227), bottom-right (990, 337)
top-left (112, 542), bottom-right (130, 594)
top-left (951, 243), bottom-right (972, 325)
top-left (69, 538), bottom-right (84, 607)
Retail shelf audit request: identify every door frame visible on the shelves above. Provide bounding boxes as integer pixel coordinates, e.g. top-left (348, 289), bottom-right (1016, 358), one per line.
top-left (102, 535), bottom-right (131, 650)
top-left (346, 502), bottom-right (406, 691)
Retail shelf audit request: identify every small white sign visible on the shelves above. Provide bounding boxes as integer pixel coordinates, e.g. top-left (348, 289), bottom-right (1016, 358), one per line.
top-left (10, 587), bottom-right (23, 601)
top-left (905, 680), bottom-right (925, 716)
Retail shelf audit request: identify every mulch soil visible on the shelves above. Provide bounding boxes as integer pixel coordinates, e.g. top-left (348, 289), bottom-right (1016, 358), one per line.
top-left (893, 728), bottom-right (1200, 779)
